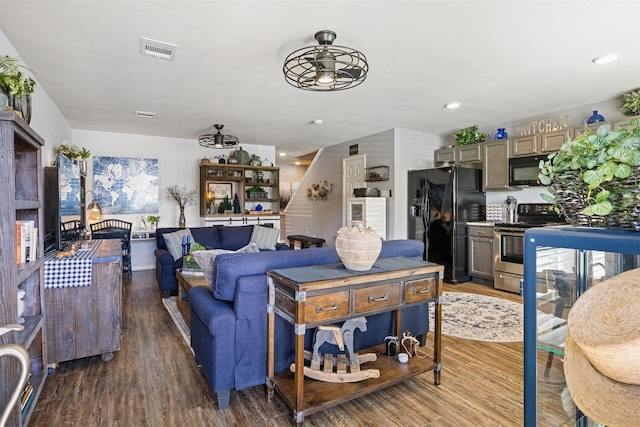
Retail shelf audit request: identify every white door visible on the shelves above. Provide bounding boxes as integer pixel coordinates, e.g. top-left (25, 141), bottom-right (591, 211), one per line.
top-left (343, 154), bottom-right (366, 226)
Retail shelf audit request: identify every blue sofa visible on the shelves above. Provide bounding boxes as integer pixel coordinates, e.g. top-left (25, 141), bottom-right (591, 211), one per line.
top-left (188, 239), bottom-right (430, 409)
top-left (154, 225), bottom-right (289, 297)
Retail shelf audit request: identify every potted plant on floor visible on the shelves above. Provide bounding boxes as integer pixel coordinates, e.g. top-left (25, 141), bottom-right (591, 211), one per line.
top-left (538, 119), bottom-right (640, 229)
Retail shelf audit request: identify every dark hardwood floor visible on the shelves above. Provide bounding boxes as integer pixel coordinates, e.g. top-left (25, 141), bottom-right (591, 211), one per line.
top-left (30, 270), bottom-right (548, 426)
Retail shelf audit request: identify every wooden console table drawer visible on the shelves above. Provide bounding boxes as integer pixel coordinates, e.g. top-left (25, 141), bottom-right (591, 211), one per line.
top-left (404, 277), bottom-right (437, 303)
top-left (305, 291), bottom-right (350, 323)
top-left (352, 282), bottom-right (401, 313)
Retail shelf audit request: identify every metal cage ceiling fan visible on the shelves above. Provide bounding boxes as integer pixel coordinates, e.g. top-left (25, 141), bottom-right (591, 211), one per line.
top-left (198, 124), bottom-right (239, 149)
top-left (283, 30), bottom-right (368, 91)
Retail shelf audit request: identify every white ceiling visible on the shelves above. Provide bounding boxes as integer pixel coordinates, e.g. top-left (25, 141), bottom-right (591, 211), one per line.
top-left (1, 1), bottom-right (639, 161)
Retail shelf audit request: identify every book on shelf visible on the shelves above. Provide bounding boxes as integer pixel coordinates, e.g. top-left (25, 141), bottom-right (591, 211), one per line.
top-left (20, 381), bottom-right (33, 411)
top-left (16, 220), bottom-right (37, 263)
top-left (16, 221), bottom-right (21, 264)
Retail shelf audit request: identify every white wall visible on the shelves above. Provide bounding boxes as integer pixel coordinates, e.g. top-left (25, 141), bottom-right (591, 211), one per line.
top-left (283, 128), bottom-right (441, 244)
top-left (1, 29), bottom-right (73, 157)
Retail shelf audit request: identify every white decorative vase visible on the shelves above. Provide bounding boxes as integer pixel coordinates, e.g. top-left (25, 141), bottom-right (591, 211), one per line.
top-left (335, 221), bottom-right (382, 271)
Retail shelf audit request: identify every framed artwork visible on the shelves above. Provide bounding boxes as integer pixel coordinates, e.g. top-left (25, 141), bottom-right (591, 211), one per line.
top-left (207, 182), bottom-right (232, 200)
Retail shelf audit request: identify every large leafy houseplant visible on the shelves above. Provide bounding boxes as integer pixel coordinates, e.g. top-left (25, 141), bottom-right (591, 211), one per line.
top-left (621, 88), bottom-right (640, 116)
top-left (538, 119), bottom-right (640, 228)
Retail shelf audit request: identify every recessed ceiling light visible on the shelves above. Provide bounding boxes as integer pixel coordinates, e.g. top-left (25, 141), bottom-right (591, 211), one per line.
top-left (294, 161), bottom-right (301, 165)
top-left (279, 152), bottom-right (286, 157)
top-left (312, 119), bottom-right (323, 125)
top-left (592, 53), bottom-right (620, 65)
top-left (445, 102), bottom-right (461, 109)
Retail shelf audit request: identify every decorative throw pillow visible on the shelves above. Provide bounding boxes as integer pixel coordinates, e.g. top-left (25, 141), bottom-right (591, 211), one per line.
top-left (249, 225), bottom-right (280, 251)
top-left (191, 242), bottom-right (260, 286)
top-left (163, 229), bottom-right (193, 260)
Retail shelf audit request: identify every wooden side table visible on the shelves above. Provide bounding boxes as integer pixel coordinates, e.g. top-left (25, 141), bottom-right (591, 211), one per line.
top-left (287, 234), bottom-right (326, 249)
top-left (176, 270), bottom-right (209, 326)
top-left (266, 257), bottom-right (444, 425)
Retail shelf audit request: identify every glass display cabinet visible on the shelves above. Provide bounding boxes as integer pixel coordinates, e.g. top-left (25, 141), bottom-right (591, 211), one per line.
top-left (523, 226), bottom-right (640, 427)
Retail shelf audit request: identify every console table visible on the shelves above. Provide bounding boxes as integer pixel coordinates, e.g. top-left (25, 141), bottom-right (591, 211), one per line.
top-left (266, 257), bottom-right (444, 424)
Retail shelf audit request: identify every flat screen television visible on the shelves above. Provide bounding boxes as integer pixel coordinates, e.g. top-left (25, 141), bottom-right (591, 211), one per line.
top-left (44, 154), bottom-right (86, 252)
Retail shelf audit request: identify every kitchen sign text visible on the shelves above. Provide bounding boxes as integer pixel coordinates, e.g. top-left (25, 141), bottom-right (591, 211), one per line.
top-left (520, 115), bottom-right (568, 136)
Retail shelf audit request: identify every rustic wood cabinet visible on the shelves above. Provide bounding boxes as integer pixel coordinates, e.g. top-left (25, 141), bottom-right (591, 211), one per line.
top-left (467, 224), bottom-right (494, 281)
top-left (266, 257), bottom-right (444, 425)
top-left (482, 140), bottom-right (510, 191)
top-left (45, 239), bottom-right (122, 363)
top-left (199, 162), bottom-right (280, 217)
top-left (0, 112), bottom-right (47, 427)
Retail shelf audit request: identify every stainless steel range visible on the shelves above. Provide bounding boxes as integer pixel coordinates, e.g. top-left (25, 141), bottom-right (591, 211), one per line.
top-left (493, 203), bottom-right (566, 293)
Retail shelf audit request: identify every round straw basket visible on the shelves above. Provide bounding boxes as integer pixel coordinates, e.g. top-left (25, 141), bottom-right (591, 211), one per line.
top-left (335, 221), bottom-right (382, 271)
top-left (564, 334), bottom-right (640, 426)
top-left (567, 267), bottom-right (640, 385)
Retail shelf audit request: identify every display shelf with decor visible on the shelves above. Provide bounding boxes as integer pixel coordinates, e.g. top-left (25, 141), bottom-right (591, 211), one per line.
top-left (0, 111), bottom-right (47, 427)
top-left (364, 165), bottom-right (389, 182)
top-left (199, 162), bottom-right (280, 217)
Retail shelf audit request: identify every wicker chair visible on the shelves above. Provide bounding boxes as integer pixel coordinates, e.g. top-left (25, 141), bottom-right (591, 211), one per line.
top-left (90, 219), bottom-right (133, 278)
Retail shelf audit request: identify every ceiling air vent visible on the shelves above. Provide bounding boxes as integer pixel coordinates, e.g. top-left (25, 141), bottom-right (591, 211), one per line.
top-left (140, 37), bottom-right (177, 61)
top-left (135, 110), bottom-right (156, 119)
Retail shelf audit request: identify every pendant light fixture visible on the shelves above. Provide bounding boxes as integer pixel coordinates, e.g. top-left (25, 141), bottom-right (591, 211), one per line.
top-left (283, 30), bottom-right (368, 91)
top-left (198, 124), bottom-right (239, 149)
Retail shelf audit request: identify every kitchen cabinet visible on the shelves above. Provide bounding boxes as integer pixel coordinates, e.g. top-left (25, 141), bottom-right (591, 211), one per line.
top-left (0, 112), bottom-right (47, 427)
top-left (434, 147), bottom-right (455, 165)
top-left (509, 135), bottom-right (538, 157)
top-left (613, 114), bottom-right (640, 131)
top-left (482, 140), bottom-right (510, 191)
top-left (467, 224), bottom-right (494, 282)
top-left (538, 128), bottom-right (571, 153)
top-left (456, 144), bottom-right (482, 164)
top-left (523, 226), bottom-right (640, 427)
top-left (199, 162), bottom-right (280, 217)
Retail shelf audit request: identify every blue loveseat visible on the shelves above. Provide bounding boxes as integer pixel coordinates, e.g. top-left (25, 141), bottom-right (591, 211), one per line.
top-left (188, 239), bottom-right (430, 408)
top-left (154, 225), bottom-right (289, 297)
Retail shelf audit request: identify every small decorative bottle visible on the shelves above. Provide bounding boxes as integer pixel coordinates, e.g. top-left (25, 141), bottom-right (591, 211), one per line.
top-left (495, 128), bottom-right (508, 140)
top-left (587, 110), bottom-right (605, 124)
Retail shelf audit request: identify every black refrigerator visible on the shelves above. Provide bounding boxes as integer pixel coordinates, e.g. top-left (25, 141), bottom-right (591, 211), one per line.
top-left (408, 166), bottom-right (485, 283)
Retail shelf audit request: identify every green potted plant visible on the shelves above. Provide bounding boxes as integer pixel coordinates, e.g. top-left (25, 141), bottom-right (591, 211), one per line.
top-left (455, 125), bottom-right (489, 146)
top-left (246, 186), bottom-right (267, 199)
top-left (147, 215), bottom-right (160, 230)
top-left (538, 119), bottom-right (640, 229)
top-left (54, 144), bottom-right (91, 161)
top-left (621, 88), bottom-right (640, 116)
top-left (0, 55), bottom-right (36, 123)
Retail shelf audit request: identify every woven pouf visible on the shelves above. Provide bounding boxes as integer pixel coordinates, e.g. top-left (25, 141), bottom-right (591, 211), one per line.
top-left (564, 334), bottom-right (640, 426)
top-left (567, 267), bottom-right (640, 385)
top-left (335, 221), bottom-right (382, 271)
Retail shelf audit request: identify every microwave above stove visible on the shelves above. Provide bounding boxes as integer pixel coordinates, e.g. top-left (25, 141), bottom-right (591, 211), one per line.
top-left (509, 155), bottom-right (546, 186)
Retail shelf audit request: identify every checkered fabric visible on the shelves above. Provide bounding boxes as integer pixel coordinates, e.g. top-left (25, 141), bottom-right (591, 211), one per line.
top-left (44, 241), bottom-right (102, 289)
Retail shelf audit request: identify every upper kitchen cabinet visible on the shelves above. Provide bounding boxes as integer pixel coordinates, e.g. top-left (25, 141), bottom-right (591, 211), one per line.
top-left (613, 115), bottom-right (640, 131)
top-left (482, 140), bottom-right (510, 191)
top-left (434, 147), bottom-right (455, 165)
top-left (539, 129), bottom-right (571, 153)
top-left (456, 144), bottom-right (482, 164)
top-left (510, 134), bottom-right (538, 157)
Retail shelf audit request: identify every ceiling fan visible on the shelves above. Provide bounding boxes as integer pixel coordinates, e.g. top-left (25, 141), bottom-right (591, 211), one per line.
top-left (198, 124), bottom-right (239, 149)
top-left (283, 30), bottom-right (368, 91)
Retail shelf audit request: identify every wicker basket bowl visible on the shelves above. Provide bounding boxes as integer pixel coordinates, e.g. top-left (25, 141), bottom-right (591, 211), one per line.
top-left (335, 221), bottom-right (382, 271)
top-left (552, 166), bottom-right (640, 230)
top-left (564, 333), bottom-right (640, 426)
top-left (567, 267), bottom-right (640, 385)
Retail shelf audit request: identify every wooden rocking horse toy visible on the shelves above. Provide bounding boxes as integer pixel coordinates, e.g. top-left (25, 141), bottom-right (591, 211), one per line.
top-left (291, 316), bottom-right (380, 383)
